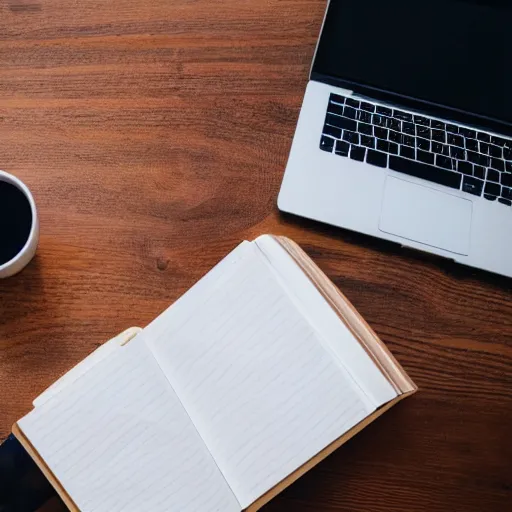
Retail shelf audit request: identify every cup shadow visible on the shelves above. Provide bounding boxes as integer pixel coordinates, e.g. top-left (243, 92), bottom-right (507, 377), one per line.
top-left (0, 255), bottom-right (67, 376)
top-left (0, 254), bottom-right (44, 325)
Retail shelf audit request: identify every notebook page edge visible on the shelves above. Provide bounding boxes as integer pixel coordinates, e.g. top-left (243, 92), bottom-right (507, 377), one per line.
top-left (253, 235), bottom-right (397, 407)
top-left (275, 236), bottom-right (417, 395)
top-left (252, 236), bottom-right (377, 410)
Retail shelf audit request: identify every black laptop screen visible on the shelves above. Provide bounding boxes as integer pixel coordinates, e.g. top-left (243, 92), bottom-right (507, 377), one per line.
top-left (312, 0), bottom-right (512, 126)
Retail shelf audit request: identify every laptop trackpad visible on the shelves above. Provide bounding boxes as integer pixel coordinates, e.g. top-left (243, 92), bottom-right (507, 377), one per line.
top-left (379, 176), bottom-right (472, 256)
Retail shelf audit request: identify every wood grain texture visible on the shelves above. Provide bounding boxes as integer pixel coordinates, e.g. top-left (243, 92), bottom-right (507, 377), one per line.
top-left (0, 1), bottom-right (510, 510)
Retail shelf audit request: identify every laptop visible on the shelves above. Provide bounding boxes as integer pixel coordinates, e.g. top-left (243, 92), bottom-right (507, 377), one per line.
top-left (278, 0), bottom-right (512, 278)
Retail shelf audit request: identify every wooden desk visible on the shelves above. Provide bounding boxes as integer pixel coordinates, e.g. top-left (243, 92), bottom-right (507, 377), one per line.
top-left (0, 1), bottom-right (511, 511)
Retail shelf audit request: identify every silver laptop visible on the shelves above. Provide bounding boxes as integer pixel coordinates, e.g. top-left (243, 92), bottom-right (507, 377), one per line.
top-left (278, 0), bottom-right (512, 278)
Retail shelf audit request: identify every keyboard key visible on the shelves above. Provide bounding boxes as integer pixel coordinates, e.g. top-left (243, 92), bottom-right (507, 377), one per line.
top-left (501, 173), bottom-right (512, 187)
top-left (403, 135), bottom-right (415, 147)
top-left (377, 139), bottom-right (390, 153)
top-left (327, 102), bottom-right (344, 116)
top-left (389, 155), bottom-right (462, 189)
top-left (432, 129), bottom-right (446, 143)
top-left (446, 123), bottom-right (459, 133)
top-left (474, 165), bottom-right (486, 179)
top-left (343, 131), bottom-right (360, 145)
top-left (504, 147), bottom-right (512, 160)
top-left (388, 118), bottom-right (401, 132)
top-left (323, 124), bottom-right (342, 139)
top-left (320, 136), bottom-right (334, 152)
top-left (448, 133), bottom-right (464, 147)
top-left (388, 142), bottom-right (399, 155)
top-left (358, 122), bottom-right (373, 135)
top-left (417, 138), bottom-right (430, 151)
top-left (506, 162), bottom-right (512, 173)
top-left (403, 122), bottom-right (415, 135)
top-left (360, 135), bottom-right (376, 149)
top-left (330, 94), bottom-right (346, 105)
top-left (414, 115), bottom-right (430, 126)
top-left (487, 168), bottom-right (500, 182)
top-left (376, 106), bottom-right (392, 116)
top-left (326, 114), bottom-right (356, 131)
top-left (489, 144), bottom-right (506, 158)
top-left (491, 158), bottom-right (505, 172)
top-left (417, 149), bottom-right (435, 165)
top-left (400, 145), bottom-right (415, 159)
top-left (366, 149), bottom-right (388, 168)
top-left (394, 110), bottom-right (413, 122)
top-left (477, 132), bottom-right (491, 142)
top-left (372, 114), bottom-right (386, 127)
top-left (491, 136), bottom-right (508, 147)
top-left (458, 161), bottom-right (473, 175)
top-left (489, 145), bottom-right (502, 159)
top-left (467, 151), bottom-right (490, 167)
top-left (350, 145), bottom-right (366, 162)
top-left (358, 110), bottom-right (372, 124)
top-left (360, 102), bottom-right (375, 113)
top-left (416, 125), bottom-right (431, 139)
top-left (466, 138), bottom-right (479, 152)
top-left (437, 155), bottom-right (456, 170)
top-left (484, 194), bottom-right (497, 201)
top-left (450, 146), bottom-right (466, 160)
top-left (460, 127), bottom-right (477, 139)
top-left (335, 139), bottom-right (350, 156)
top-left (431, 120), bottom-right (446, 130)
top-left (502, 187), bottom-right (512, 199)
top-left (346, 98), bottom-right (360, 108)
top-left (462, 176), bottom-right (484, 196)
top-left (432, 142), bottom-right (449, 156)
top-left (374, 127), bottom-right (388, 140)
top-left (344, 107), bottom-right (357, 120)
top-left (499, 197), bottom-right (512, 206)
top-left (389, 130), bottom-right (403, 144)
top-left (485, 182), bottom-right (501, 196)
top-left (480, 142), bottom-right (491, 155)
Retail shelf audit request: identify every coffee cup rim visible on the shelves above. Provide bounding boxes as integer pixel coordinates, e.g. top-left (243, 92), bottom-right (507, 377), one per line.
top-left (0, 170), bottom-right (38, 272)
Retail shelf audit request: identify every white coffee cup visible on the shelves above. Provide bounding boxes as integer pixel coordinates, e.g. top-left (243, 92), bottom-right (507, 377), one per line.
top-left (0, 170), bottom-right (39, 278)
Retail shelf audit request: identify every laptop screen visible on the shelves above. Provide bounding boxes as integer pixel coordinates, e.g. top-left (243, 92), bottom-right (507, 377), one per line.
top-left (313, 0), bottom-right (512, 126)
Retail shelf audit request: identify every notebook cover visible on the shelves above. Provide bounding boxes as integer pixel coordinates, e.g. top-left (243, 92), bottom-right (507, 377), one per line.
top-left (274, 236), bottom-right (416, 395)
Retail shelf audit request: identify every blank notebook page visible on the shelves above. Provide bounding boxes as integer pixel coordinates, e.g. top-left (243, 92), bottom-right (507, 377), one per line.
top-left (144, 242), bottom-right (373, 508)
top-left (18, 337), bottom-right (240, 512)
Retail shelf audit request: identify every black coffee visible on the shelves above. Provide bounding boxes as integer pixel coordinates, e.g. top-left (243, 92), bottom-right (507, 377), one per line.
top-left (0, 181), bottom-right (33, 265)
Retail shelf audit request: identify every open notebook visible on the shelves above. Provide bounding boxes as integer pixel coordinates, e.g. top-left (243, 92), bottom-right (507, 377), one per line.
top-left (13, 235), bottom-right (417, 512)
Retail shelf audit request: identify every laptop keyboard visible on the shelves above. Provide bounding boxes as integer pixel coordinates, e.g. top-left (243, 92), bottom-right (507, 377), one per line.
top-left (320, 94), bottom-right (512, 207)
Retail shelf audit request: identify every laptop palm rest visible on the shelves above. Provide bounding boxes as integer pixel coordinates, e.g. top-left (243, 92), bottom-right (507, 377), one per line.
top-left (379, 176), bottom-right (472, 256)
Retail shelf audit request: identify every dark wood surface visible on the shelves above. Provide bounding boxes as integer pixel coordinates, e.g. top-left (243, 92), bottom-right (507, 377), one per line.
top-left (0, 1), bottom-right (511, 511)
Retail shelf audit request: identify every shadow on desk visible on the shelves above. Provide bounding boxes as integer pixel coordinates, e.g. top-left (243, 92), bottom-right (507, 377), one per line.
top-left (279, 212), bottom-right (512, 292)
